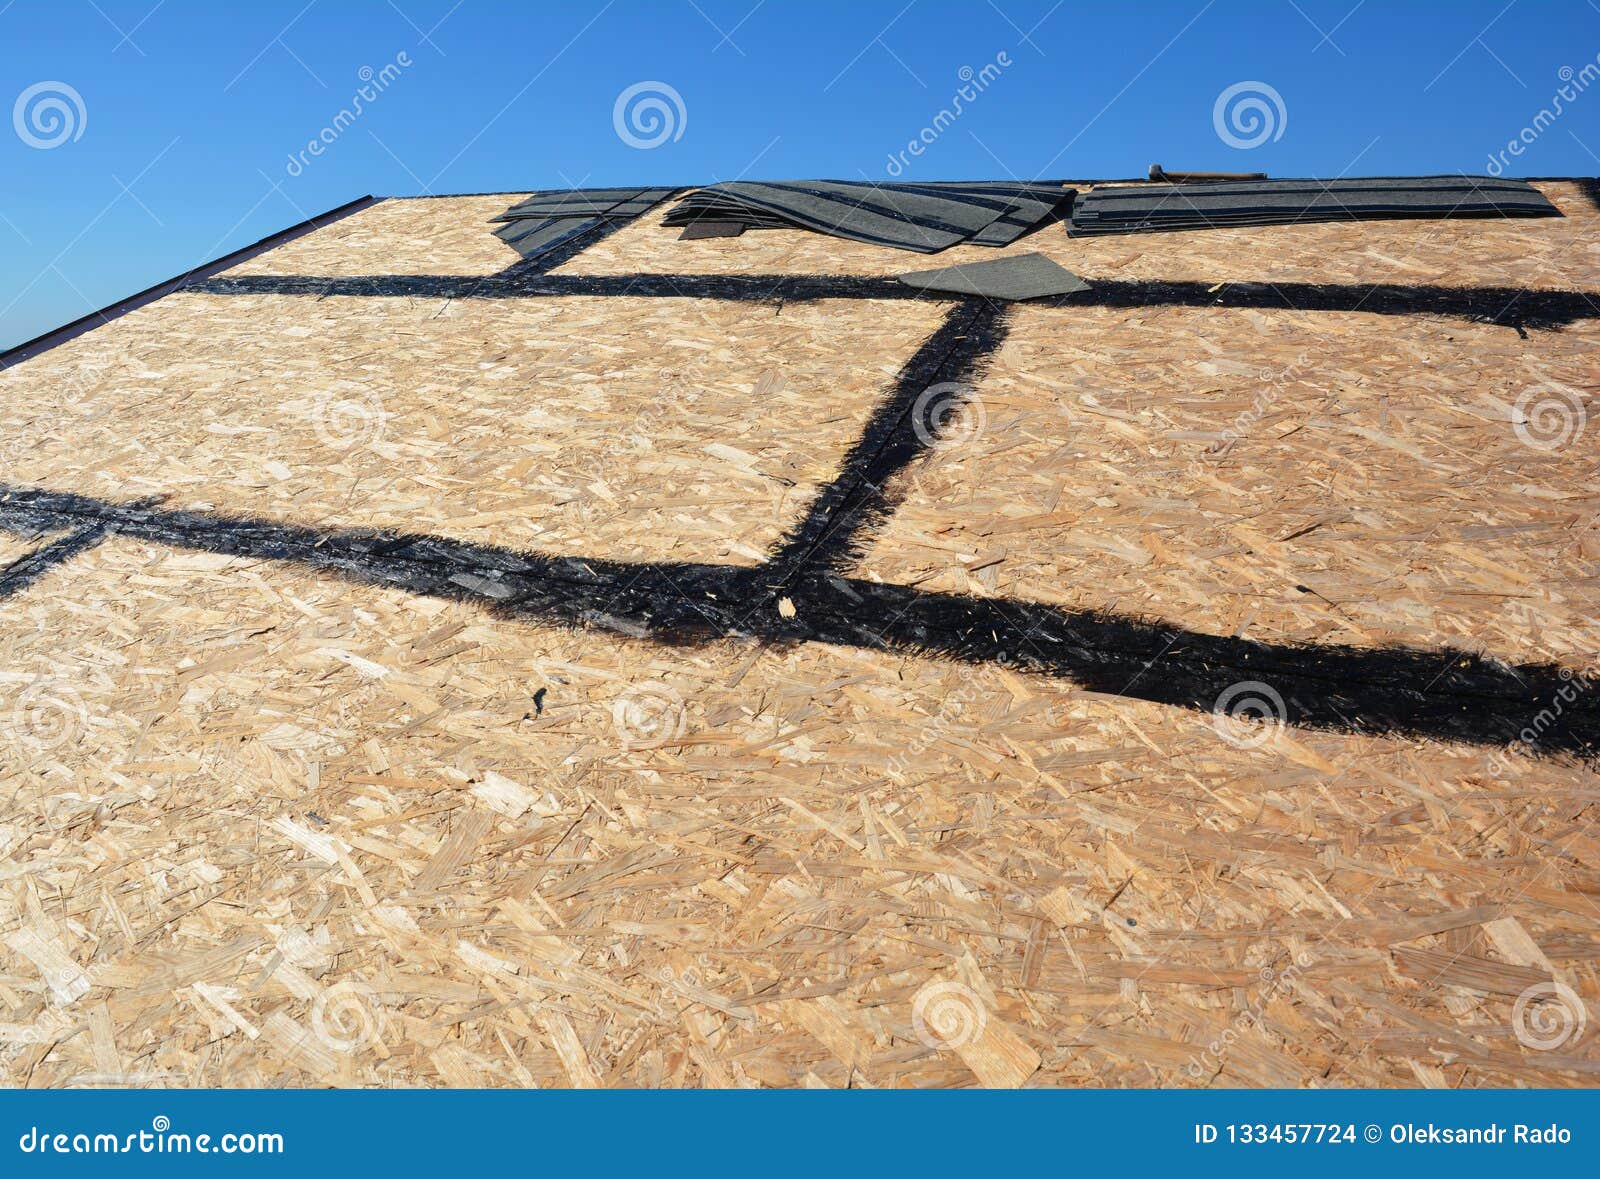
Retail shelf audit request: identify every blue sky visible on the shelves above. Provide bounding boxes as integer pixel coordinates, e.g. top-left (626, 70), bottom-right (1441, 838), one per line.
top-left (3, 0), bottom-right (1599, 349)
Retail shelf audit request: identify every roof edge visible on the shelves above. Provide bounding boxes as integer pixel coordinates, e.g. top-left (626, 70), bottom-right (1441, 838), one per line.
top-left (0, 194), bottom-right (381, 371)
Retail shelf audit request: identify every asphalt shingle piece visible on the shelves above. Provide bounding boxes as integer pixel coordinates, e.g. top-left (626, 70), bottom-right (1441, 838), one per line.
top-left (895, 253), bottom-right (1090, 300)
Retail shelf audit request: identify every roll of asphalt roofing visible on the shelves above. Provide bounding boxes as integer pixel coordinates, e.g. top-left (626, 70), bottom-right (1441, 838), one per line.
top-left (1068, 176), bottom-right (1560, 236)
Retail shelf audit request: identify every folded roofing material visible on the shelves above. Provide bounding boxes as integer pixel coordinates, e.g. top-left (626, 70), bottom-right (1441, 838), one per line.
top-left (1069, 176), bottom-right (1560, 236)
top-left (895, 253), bottom-right (1090, 301)
top-left (492, 187), bottom-right (675, 260)
top-left (662, 180), bottom-right (1076, 252)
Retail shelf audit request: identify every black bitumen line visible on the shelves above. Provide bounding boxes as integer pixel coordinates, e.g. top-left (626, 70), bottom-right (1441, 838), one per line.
top-left (1, 483), bottom-right (1593, 760)
top-left (1575, 178), bottom-right (1600, 215)
top-left (0, 525), bottom-right (113, 599)
top-left (193, 271), bottom-right (926, 302)
top-left (9, 184), bottom-right (1597, 763)
top-left (186, 271), bottom-right (1600, 329)
top-left (764, 298), bottom-right (1008, 581)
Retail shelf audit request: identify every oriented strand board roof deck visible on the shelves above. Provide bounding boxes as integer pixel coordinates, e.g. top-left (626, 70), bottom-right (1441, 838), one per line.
top-left (1, 180), bottom-right (1597, 1088)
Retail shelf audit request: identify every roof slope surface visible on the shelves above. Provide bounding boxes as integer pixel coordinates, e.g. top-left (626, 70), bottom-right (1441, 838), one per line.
top-left (0, 179), bottom-right (1596, 1088)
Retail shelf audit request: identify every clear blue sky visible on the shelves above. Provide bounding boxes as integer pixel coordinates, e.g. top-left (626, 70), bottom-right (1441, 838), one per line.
top-left (4, 0), bottom-right (1599, 349)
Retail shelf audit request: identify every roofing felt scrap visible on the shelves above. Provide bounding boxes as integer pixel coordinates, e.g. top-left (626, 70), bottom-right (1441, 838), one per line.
top-left (492, 187), bottom-right (675, 260)
top-left (1070, 176), bottom-right (1561, 236)
top-left (895, 253), bottom-right (1090, 301)
top-left (661, 180), bottom-right (1076, 252)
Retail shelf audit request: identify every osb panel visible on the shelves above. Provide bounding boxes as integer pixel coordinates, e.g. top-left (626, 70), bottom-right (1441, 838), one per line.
top-left (857, 306), bottom-right (1600, 667)
top-left (557, 181), bottom-right (1600, 292)
top-left (222, 196), bottom-right (529, 278)
top-left (1, 538), bottom-right (1595, 1088)
top-left (0, 534), bottom-right (35, 566)
top-left (0, 292), bottom-right (946, 566)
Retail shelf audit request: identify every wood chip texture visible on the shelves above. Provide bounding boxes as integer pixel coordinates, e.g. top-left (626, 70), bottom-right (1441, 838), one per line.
top-left (0, 181), bottom-right (1597, 1089)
